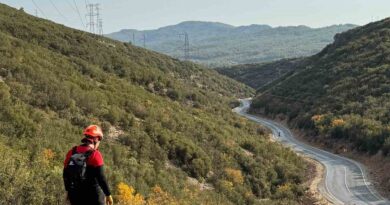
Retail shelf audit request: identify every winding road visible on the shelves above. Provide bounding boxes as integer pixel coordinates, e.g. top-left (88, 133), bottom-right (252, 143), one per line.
top-left (233, 98), bottom-right (389, 205)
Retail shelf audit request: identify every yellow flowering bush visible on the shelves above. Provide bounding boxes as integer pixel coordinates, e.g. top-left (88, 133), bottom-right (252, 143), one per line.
top-left (224, 168), bottom-right (244, 185)
top-left (116, 182), bottom-right (145, 205)
top-left (42, 148), bottom-right (55, 165)
top-left (311, 114), bottom-right (324, 123)
top-left (331, 118), bottom-right (346, 127)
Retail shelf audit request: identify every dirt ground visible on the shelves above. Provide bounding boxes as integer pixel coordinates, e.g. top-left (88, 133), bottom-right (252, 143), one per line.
top-left (302, 157), bottom-right (332, 205)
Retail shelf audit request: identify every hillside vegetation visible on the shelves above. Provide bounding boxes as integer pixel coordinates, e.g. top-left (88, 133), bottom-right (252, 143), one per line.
top-left (0, 4), bottom-right (312, 205)
top-left (107, 21), bottom-right (356, 67)
top-left (251, 18), bottom-right (390, 156)
top-left (216, 58), bottom-right (306, 90)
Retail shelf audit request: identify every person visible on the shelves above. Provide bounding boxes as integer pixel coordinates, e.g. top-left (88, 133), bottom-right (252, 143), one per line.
top-left (63, 125), bottom-right (114, 205)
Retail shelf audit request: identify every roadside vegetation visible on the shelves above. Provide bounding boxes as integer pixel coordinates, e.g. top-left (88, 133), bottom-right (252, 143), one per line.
top-left (251, 18), bottom-right (390, 156)
top-left (0, 4), bottom-right (311, 204)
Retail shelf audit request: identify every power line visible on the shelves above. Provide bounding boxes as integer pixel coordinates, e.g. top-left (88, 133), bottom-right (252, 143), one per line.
top-left (31, 0), bottom-right (47, 19)
top-left (48, 0), bottom-right (69, 22)
top-left (65, 0), bottom-right (76, 11)
top-left (68, 0), bottom-right (86, 28)
top-left (84, 0), bottom-right (90, 10)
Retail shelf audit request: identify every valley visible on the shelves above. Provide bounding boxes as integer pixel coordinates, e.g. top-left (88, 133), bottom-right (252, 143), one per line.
top-left (0, 1), bottom-right (389, 205)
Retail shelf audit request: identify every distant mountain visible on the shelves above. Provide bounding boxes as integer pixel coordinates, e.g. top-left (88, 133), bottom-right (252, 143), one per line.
top-left (107, 21), bottom-right (357, 67)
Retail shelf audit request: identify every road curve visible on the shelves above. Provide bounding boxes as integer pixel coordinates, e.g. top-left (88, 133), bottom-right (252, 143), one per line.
top-left (233, 98), bottom-right (389, 205)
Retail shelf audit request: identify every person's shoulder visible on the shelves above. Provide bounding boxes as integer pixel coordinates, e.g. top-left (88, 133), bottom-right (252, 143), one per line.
top-left (92, 150), bottom-right (104, 160)
top-left (88, 149), bottom-right (104, 167)
top-left (92, 149), bottom-right (103, 156)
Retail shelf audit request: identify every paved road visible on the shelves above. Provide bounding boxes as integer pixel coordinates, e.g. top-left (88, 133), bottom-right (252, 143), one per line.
top-left (233, 98), bottom-right (389, 205)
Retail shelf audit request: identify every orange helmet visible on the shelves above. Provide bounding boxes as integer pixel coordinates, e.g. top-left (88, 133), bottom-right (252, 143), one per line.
top-left (83, 125), bottom-right (103, 141)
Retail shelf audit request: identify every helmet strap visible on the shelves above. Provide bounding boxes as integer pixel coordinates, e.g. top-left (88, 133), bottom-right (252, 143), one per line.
top-left (92, 139), bottom-right (100, 150)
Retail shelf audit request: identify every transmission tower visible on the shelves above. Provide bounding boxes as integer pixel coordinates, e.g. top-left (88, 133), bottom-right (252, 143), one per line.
top-left (178, 32), bottom-right (190, 60)
top-left (184, 32), bottom-right (190, 60)
top-left (86, 3), bottom-right (102, 35)
top-left (95, 4), bottom-right (103, 35)
top-left (86, 3), bottom-right (96, 33)
top-left (97, 18), bottom-right (103, 35)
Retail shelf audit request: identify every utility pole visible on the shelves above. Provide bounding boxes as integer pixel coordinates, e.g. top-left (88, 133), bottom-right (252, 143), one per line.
top-left (35, 9), bottom-right (38, 17)
top-left (133, 33), bottom-right (135, 45)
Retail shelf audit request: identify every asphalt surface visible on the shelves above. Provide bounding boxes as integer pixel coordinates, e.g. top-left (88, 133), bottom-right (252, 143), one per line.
top-left (233, 98), bottom-right (389, 205)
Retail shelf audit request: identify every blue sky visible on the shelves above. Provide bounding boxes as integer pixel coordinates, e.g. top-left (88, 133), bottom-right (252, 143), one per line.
top-left (1, 0), bottom-right (389, 33)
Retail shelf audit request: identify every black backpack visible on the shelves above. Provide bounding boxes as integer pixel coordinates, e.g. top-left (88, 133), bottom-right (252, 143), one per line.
top-left (64, 146), bottom-right (94, 191)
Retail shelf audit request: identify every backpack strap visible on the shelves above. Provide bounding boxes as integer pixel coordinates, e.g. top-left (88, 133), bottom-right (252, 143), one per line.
top-left (84, 149), bottom-right (94, 158)
top-left (71, 146), bottom-right (78, 155)
top-left (71, 145), bottom-right (94, 159)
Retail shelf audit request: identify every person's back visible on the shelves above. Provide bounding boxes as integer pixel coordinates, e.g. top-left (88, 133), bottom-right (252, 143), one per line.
top-left (63, 125), bottom-right (113, 205)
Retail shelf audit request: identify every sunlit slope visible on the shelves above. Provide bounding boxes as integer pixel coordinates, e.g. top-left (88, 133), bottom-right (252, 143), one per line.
top-left (252, 18), bottom-right (390, 155)
top-left (0, 4), bottom-right (311, 205)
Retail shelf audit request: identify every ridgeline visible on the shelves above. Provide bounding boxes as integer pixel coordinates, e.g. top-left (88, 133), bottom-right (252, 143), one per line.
top-left (107, 21), bottom-right (356, 67)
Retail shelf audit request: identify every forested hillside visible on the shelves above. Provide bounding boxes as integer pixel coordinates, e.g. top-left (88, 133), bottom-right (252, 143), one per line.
top-left (0, 4), bottom-right (312, 205)
top-left (216, 58), bottom-right (306, 90)
top-left (107, 21), bottom-right (356, 67)
top-left (251, 18), bottom-right (390, 156)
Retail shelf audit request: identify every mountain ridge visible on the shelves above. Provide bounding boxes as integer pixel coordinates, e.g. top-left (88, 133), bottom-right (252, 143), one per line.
top-left (107, 21), bottom-right (357, 67)
top-left (113, 21), bottom-right (356, 33)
